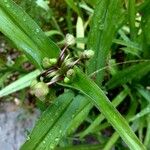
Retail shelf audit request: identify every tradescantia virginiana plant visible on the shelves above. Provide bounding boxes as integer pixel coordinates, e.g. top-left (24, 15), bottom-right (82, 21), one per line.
top-left (0, 0), bottom-right (148, 150)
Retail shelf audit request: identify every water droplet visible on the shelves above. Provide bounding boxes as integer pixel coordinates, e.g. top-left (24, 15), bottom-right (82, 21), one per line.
top-left (23, 18), bottom-right (26, 22)
top-left (55, 137), bottom-right (59, 142)
top-left (35, 28), bottom-right (40, 33)
top-left (43, 140), bottom-right (46, 144)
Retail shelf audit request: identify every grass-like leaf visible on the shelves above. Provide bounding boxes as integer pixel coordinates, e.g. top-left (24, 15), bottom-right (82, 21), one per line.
top-left (55, 144), bottom-right (103, 150)
top-left (0, 70), bottom-right (40, 98)
top-left (106, 61), bottom-right (150, 89)
top-left (130, 105), bottom-right (150, 121)
top-left (0, 0), bottom-right (60, 69)
top-left (21, 91), bottom-right (75, 150)
top-left (67, 67), bottom-right (146, 150)
top-left (87, 0), bottom-right (124, 84)
top-left (141, 1), bottom-right (150, 58)
top-left (21, 92), bottom-right (91, 150)
top-left (79, 88), bottom-right (129, 137)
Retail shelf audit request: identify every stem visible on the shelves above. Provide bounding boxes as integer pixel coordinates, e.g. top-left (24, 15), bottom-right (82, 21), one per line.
top-left (128, 0), bottom-right (136, 41)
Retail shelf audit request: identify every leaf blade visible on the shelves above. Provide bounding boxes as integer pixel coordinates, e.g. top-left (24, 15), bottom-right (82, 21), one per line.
top-left (68, 67), bottom-right (146, 150)
top-left (0, 70), bottom-right (40, 98)
top-left (0, 0), bottom-right (60, 68)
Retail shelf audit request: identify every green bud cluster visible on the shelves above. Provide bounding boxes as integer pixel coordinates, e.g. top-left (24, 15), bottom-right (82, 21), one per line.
top-left (64, 69), bottom-right (75, 83)
top-left (65, 33), bottom-right (75, 46)
top-left (81, 50), bottom-right (95, 59)
top-left (42, 57), bottom-right (57, 69)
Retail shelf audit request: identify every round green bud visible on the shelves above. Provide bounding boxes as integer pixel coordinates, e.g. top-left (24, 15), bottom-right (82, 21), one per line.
top-left (64, 77), bottom-right (70, 83)
top-left (49, 58), bottom-right (57, 65)
top-left (42, 57), bottom-right (57, 69)
top-left (32, 82), bottom-right (49, 98)
top-left (42, 57), bottom-right (51, 69)
top-left (65, 33), bottom-right (75, 46)
top-left (82, 50), bottom-right (94, 59)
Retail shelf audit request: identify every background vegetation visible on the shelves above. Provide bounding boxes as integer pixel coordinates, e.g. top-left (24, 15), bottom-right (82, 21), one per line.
top-left (0, 0), bottom-right (150, 149)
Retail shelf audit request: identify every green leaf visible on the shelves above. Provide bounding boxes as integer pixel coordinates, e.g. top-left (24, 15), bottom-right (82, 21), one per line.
top-left (79, 88), bottom-right (129, 138)
top-left (128, 0), bottom-right (136, 41)
top-left (76, 17), bottom-right (85, 49)
top-left (65, 0), bottom-right (80, 16)
top-left (0, 70), bottom-right (40, 98)
top-left (55, 144), bottom-right (103, 150)
top-left (87, 0), bottom-right (124, 85)
top-left (130, 105), bottom-right (150, 122)
top-left (21, 91), bottom-right (75, 150)
top-left (67, 95), bottom-right (92, 135)
top-left (136, 86), bottom-right (150, 103)
top-left (67, 67), bottom-right (145, 150)
top-left (0, 72), bottom-right (11, 87)
top-left (141, 1), bottom-right (150, 58)
top-left (21, 92), bottom-right (92, 150)
top-left (0, 0), bottom-right (60, 69)
top-left (106, 61), bottom-right (150, 89)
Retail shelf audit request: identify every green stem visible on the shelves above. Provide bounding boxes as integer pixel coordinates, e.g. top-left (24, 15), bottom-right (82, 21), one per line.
top-left (128, 0), bottom-right (136, 41)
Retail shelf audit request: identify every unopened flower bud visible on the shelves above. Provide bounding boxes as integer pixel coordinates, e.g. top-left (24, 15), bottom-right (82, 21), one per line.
top-left (49, 58), bottom-right (57, 65)
top-left (42, 57), bottom-right (57, 69)
top-left (64, 77), bottom-right (70, 83)
top-left (66, 69), bottom-right (75, 78)
top-left (31, 82), bottom-right (49, 98)
top-left (82, 50), bottom-right (94, 59)
top-left (42, 57), bottom-right (51, 68)
top-left (65, 33), bottom-right (75, 46)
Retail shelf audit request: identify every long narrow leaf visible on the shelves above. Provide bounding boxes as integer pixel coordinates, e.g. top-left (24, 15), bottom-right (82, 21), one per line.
top-left (106, 61), bottom-right (150, 89)
top-left (0, 0), bottom-right (60, 68)
top-left (21, 92), bottom-right (92, 150)
top-left (79, 88), bottom-right (129, 137)
top-left (21, 91), bottom-right (75, 150)
top-left (67, 67), bottom-right (145, 150)
top-left (87, 0), bottom-right (124, 84)
top-left (0, 70), bottom-right (40, 98)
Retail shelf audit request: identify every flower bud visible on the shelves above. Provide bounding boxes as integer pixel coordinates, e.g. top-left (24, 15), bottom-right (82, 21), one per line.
top-left (66, 69), bottom-right (75, 78)
top-left (42, 57), bottom-right (57, 69)
top-left (42, 57), bottom-right (51, 69)
top-left (49, 58), bottom-right (57, 65)
top-left (65, 33), bottom-right (75, 46)
top-left (31, 82), bottom-right (49, 98)
top-left (81, 50), bottom-right (94, 59)
top-left (64, 77), bottom-right (70, 83)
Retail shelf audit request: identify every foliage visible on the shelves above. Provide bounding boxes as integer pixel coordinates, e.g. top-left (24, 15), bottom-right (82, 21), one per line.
top-left (0, 0), bottom-right (150, 149)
